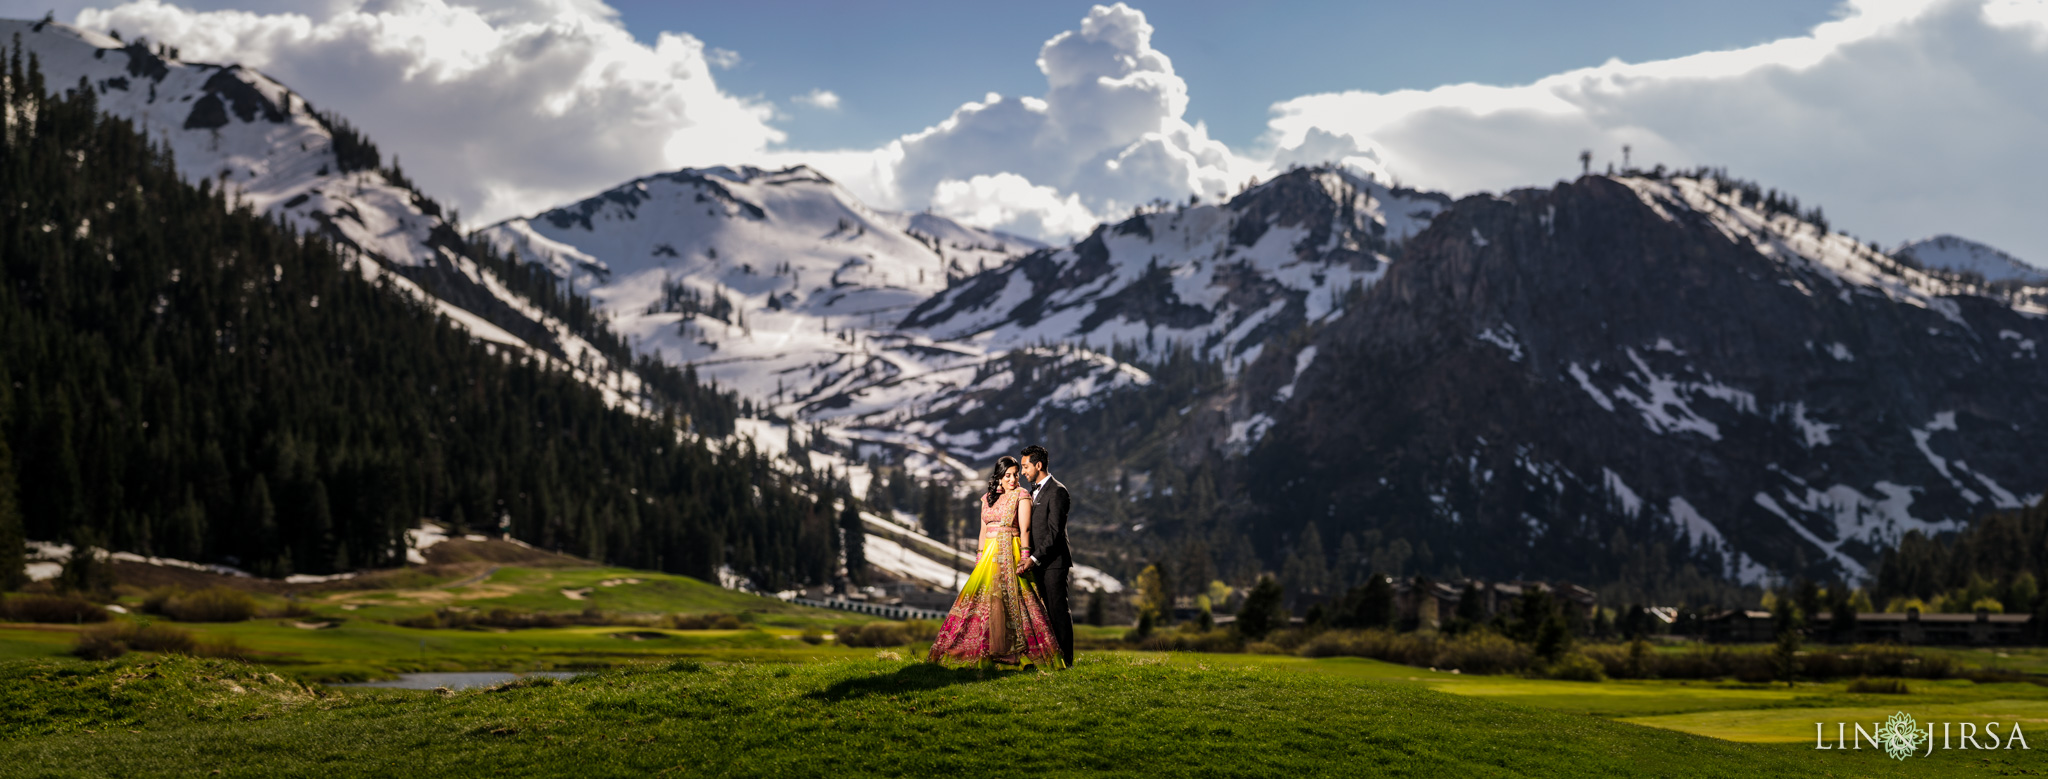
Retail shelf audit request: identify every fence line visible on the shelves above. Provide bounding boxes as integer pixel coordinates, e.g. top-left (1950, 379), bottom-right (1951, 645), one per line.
top-left (784, 596), bottom-right (947, 622)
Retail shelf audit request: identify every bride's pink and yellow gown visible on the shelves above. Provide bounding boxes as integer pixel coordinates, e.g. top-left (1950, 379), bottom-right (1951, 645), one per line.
top-left (926, 489), bottom-right (1063, 668)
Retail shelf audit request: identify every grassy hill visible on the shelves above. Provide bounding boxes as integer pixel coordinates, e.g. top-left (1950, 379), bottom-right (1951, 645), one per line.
top-left (0, 544), bottom-right (880, 682)
top-left (0, 653), bottom-right (2032, 778)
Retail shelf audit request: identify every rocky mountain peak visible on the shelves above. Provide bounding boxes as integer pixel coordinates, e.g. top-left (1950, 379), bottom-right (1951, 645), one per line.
top-left (1244, 173), bottom-right (2048, 586)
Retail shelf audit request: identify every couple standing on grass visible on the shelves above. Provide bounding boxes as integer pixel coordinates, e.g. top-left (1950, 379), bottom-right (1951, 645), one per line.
top-left (925, 445), bottom-right (1074, 670)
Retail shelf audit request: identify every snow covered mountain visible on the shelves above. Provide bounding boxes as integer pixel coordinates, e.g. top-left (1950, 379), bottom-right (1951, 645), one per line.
top-left (1239, 173), bottom-right (2048, 586)
top-left (28, 12), bottom-right (2042, 592)
top-left (477, 164), bottom-right (1042, 405)
top-left (9, 17), bottom-right (1100, 595)
top-left (901, 168), bottom-right (1447, 366)
top-left (1895, 234), bottom-right (2047, 285)
top-left (5, 19), bottom-right (644, 408)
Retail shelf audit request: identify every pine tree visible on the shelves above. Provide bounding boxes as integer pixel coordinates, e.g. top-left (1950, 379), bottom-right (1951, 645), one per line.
top-left (839, 499), bottom-right (867, 586)
top-left (0, 42), bottom-right (830, 587)
top-left (921, 481), bottom-right (952, 544)
top-left (0, 431), bottom-right (24, 591)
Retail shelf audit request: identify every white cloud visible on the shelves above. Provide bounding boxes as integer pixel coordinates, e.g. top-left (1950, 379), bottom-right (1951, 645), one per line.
top-left (861, 3), bottom-right (1259, 235)
top-left (74, 0), bottom-right (783, 225)
top-left (60, 0), bottom-right (2048, 258)
top-left (791, 88), bottom-right (839, 110)
top-left (929, 173), bottom-right (1101, 240)
top-left (1263, 0), bottom-right (2048, 263)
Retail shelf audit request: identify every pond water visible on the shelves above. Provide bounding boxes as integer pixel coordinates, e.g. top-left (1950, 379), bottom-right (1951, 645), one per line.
top-left (337, 671), bottom-right (581, 690)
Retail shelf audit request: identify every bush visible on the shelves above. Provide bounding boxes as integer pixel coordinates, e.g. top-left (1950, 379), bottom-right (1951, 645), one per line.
top-left (1135, 626), bottom-right (1242, 653)
top-left (1544, 652), bottom-right (1607, 682)
top-left (835, 620), bottom-right (938, 648)
top-left (1292, 628), bottom-right (1531, 675)
top-left (144, 587), bottom-right (258, 622)
top-left (666, 612), bottom-right (745, 630)
top-left (273, 601), bottom-right (316, 619)
top-left (399, 606), bottom-right (644, 630)
top-left (1432, 631), bottom-right (1531, 676)
top-left (73, 621), bottom-right (196, 659)
top-left (0, 594), bottom-right (111, 624)
top-left (1847, 677), bottom-right (1909, 694)
top-left (1581, 641), bottom-right (1952, 682)
top-left (1234, 576), bottom-right (1286, 639)
top-left (193, 634), bottom-right (249, 660)
top-left (1298, 629), bottom-right (1434, 665)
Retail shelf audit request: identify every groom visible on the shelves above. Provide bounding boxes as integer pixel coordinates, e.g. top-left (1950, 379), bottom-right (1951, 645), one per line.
top-left (1017, 445), bottom-right (1074, 668)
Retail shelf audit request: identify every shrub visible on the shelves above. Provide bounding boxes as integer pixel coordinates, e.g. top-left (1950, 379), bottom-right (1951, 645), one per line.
top-left (1298, 629), bottom-right (1435, 665)
top-left (835, 620), bottom-right (938, 648)
top-left (1544, 652), bottom-right (1607, 682)
top-left (489, 676), bottom-right (561, 692)
top-left (273, 601), bottom-right (316, 619)
top-left (1290, 628), bottom-right (1532, 676)
top-left (73, 621), bottom-right (196, 659)
top-left (1234, 576), bottom-right (1286, 639)
top-left (1433, 631), bottom-right (1530, 676)
top-left (0, 594), bottom-right (111, 624)
top-left (1847, 677), bottom-right (1909, 694)
top-left (400, 607), bottom-right (638, 630)
top-left (1580, 641), bottom-right (1953, 682)
top-left (193, 634), bottom-right (249, 660)
top-left (1136, 627), bottom-right (1242, 653)
top-left (799, 629), bottom-right (826, 645)
top-left (144, 587), bottom-right (258, 622)
top-left (395, 612), bottom-right (445, 629)
top-left (667, 612), bottom-right (745, 630)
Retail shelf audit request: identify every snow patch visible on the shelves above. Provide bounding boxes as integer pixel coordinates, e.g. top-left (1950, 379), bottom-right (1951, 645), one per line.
top-left (1568, 362), bottom-right (1615, 412)
top-left (1781, 401), bottom-right (1838, 448)
top-left (2000, 329), bottom-right (2038, 358)
top-left (1476, 325), bottom-right (1524, 362)
top-left (1274, 345), bottom-right (1319, 402)
top-left (1602, 468), bottom-right (1643, 516)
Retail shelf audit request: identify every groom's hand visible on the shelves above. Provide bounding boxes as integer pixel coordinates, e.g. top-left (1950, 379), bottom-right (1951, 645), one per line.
top-left (1018, 556), bottom-right (1034, 572)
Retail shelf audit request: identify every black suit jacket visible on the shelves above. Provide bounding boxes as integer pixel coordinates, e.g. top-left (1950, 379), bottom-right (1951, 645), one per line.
top-left (1027, 476), bottom-right (1072, 570)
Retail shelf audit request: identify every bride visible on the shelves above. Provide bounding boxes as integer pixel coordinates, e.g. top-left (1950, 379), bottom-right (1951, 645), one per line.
top-left (926, 456), bottom-right (1063, 669)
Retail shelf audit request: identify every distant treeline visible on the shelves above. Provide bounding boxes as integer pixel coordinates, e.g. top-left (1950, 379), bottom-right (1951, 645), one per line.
top-left (0, 45), bottom-right (842, 589)
top-left (1874, 494), bottom-right (2048, 617)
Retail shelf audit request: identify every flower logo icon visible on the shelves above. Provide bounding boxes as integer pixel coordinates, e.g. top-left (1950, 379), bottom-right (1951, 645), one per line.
top-left (1873, 711), bottom-right (1926, 760)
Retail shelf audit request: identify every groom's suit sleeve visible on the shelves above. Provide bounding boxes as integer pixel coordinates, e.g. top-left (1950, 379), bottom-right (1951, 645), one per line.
top-left (1051, 482), bottom-right (1072, 562)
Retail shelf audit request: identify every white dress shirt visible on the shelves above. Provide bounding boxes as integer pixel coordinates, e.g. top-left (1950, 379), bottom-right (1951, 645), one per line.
top-left (1028, 474), bottom-right (1050, 566)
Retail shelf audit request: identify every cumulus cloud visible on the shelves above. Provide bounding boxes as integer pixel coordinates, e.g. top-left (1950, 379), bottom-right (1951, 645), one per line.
top-left (60, 0), bottom-right (2048, 257)
top-left (1263, 0), bottom-right (2048, 262)
top-left (74, 0), bottom-right (783, 224)
top-left (929, 173), bottom-right (1101, 240)
top-left (791, 88), bottom-right (840, 110)
top-left (864, 3), bottom-right (1259, 238)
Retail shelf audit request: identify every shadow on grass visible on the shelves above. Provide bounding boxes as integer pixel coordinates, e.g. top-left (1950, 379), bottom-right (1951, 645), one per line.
top-left (806, 663), bottom-right (1016, 701)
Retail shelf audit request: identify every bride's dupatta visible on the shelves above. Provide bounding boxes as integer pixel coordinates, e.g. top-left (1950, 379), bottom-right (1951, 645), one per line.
top-left (925, 490), bottom-right (1063, 668)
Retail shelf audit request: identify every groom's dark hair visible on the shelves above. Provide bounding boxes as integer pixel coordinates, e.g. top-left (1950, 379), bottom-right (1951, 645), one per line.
top-left (1021, 445), bottom-right (1049, 470)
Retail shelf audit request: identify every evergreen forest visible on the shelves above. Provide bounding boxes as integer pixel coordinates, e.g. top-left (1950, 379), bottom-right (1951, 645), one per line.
top-left (0, 44), bottom-right (847, 589)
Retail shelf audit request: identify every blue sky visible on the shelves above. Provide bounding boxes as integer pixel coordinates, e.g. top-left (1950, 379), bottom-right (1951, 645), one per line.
top-left (48, 1), bottom-right (2048, 263)
top-left (611, 0), bottom-right (1843, 150)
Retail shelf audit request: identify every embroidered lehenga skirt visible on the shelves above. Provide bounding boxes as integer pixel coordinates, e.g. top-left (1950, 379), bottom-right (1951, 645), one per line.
top-left (926, 501), bottom-right (1063, 668)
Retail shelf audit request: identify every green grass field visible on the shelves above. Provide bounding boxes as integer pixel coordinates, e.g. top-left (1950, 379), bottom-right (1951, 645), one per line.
top-left (6, 558), bottom-right (2048, 776)
top-left (2, 560), bottom-right (882, 682)
top-left (8, 652), bottom-right (2042, 778)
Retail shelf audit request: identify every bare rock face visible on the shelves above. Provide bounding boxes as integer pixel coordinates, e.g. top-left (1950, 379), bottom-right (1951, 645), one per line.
top-left (1248, 176), bottom-right (2048, 584)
